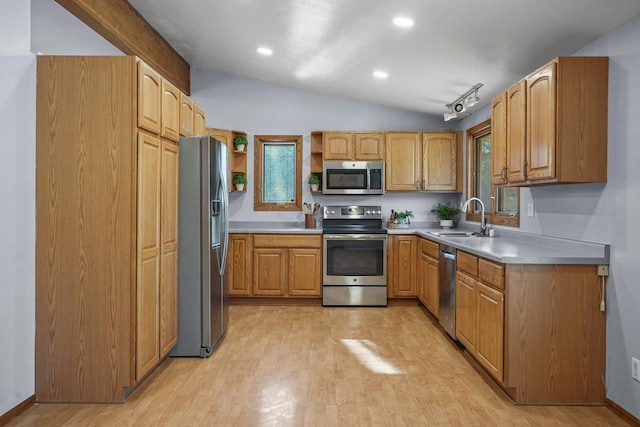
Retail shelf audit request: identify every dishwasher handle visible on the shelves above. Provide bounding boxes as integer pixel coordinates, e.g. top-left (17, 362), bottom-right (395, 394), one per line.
top-left (441, 251), bottom-right (456, 260)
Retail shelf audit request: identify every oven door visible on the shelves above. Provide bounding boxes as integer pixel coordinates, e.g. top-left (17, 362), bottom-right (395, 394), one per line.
top-left (323, 234), bottom-right (387, 286)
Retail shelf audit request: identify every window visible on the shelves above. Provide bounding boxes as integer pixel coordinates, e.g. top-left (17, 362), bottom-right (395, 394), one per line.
top-left (466, 120), bottom-right (519, 227)
top-left (254, 135), bottom-right (302, 211)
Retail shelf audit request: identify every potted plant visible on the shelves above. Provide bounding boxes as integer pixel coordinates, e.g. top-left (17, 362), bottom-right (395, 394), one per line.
top-left (233, 135), bottom-right (248, 152)
top-left (396, 210), bottom-right (414, 227)
top-left (431, 202), bottom-right (461, 229)
top-left (233, 173), bottom-right (247, 191)
top-left (308, 174), bottom-right (321, 191)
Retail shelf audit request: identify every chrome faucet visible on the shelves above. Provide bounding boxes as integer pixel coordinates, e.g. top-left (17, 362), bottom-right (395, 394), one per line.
top-left (462, 197), bottom-right (487, 236)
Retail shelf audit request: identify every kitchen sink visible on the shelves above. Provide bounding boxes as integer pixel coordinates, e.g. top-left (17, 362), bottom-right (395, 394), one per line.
top-left (428, 231), bottom-right (478, 237)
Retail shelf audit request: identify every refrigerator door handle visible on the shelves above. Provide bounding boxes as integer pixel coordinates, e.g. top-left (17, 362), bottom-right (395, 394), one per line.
top-left (218, 171), bottom-right (229, 276)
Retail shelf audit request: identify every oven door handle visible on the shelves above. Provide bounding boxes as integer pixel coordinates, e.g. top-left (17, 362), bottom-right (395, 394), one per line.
top-left (323, 234), bottom-right (387, 241)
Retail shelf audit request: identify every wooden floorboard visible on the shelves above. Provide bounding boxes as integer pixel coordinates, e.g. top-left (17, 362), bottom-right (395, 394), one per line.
top-left (10, 305), bottom-right (626, 426)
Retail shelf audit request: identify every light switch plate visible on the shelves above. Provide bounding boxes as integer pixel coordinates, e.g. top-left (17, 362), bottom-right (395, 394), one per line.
top-left (633, 357), bottom-right (640, 382)
top-left (527, 203), bottom-right (535, 218)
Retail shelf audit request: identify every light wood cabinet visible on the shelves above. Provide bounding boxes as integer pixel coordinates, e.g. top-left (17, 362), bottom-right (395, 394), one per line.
top-left (475, 282), bottom-right (504, 382)
top-left (160, 140), bottom-right (179, 356)
top-left (354, 132), bottom-right (384, 160)
top-left (323, 132), bottom-right (353, 160)
top-left (253, 249), bottom-right (287, 296)
top-left (451, 250), bottom-right (604, 404)
top-left (251, 234), bottom-right (322, 297)
top-left (206, 128), bottom-right (248, 192)
top-left (194, 103), bottom-right (206, 136)
top-left (491, 56), bottom-right (608, 186)
top-left (310, 131), bottom-right (323, 192)
top-left (418, 238), bottom-right (440, 317)
top-left (228, 234), bottom-right (252, 296)
top-left (179, 92), bottom-right (194, 136)
top-left (386, 131), bottom-right (460, 192)
top-left (136, 131), bottom-right (162, 382)
top-left (455, 271), bottom-right (477, 353)
top-left (385, 132), bottom-right (421, 191)
top-left (388, 235), bottom-right (417, 297)
top-left (138, 60), bottom-right (161, 134)
top-left (36, 56), bottom-right (180, 402)
top-left (160, 79), bottom-right (180, 142)
top-left (422, 132), bottom-right (461, 191)
top-left (322, 131), bottom-right (384, 161)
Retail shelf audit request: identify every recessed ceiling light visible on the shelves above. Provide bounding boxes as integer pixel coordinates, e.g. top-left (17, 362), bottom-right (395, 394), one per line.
top-left (257, 46), bottom-right (273, 56)
top-left (372, 70), bottom-right (389, 80)
top-left (392, 16), bottom-right (414, 28)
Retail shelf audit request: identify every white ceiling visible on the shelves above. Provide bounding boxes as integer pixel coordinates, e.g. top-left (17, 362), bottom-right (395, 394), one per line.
top-left (128, 0), bottom-right (640, 118)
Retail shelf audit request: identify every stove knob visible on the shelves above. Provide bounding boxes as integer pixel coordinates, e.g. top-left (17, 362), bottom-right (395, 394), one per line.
top-left (329, 210), bottom-right (335, 215)
top-left (365, 210), bottom-right (371, 215)
top-left (376, 210), bottom-right (381, 215)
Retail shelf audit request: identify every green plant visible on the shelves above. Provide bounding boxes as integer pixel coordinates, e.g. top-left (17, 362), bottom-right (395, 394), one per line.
top-left (308, 175), bottom-right (321, 185)
top-left (233, 173), bottom-right (248, 185)
top-left (233, 135), bottom-right (248, 147)
top-left (431, 202), bottom-right (461, 220)
top-left (396, 210), bottom-right (413, 220)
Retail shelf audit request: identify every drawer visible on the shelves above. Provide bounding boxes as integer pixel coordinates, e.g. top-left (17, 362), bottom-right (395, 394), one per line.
top-left (478, 258), bottom-right (505, 291)
top-left (457, 251), bottom-right (478, 277)
top-left (420, 238), bottom-right (440, 259)
top-left (252, 234), bottom-right (322, 249)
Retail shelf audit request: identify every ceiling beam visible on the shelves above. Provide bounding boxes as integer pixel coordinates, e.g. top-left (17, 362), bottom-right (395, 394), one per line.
top-left (56, 0), bottom-right (190, 94)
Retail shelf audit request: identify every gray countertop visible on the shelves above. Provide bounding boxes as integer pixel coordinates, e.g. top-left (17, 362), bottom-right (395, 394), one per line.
top-left (230, 221), bottom-right (609, 265)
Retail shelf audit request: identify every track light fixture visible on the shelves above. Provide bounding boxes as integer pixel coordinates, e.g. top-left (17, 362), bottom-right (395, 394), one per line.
top-left (443, 83), bottom-right (483, 121)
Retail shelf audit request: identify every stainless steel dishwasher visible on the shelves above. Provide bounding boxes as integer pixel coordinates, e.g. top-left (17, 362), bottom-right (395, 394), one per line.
top-left (439, 244), bottom-right (457, 339)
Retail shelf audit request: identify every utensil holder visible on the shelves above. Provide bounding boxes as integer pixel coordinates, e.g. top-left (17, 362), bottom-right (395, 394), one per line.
top-left (305, 214), bottom-right (316, 229)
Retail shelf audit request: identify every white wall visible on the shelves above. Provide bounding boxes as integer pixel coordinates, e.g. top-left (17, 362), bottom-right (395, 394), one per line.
top-left (0, 0), bottom-right (35, 417)
top-left (459, 15), bottom-right (640, 418)
top-left (191, 68), bottom-right (459, 224)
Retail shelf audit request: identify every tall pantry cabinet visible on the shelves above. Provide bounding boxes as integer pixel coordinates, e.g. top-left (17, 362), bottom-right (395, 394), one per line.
top-left (36, 56), bottom-right (179, 402)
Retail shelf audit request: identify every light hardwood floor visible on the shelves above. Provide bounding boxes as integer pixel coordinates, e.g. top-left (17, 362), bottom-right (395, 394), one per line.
top-left (11, 305), bottom-right (625, 426)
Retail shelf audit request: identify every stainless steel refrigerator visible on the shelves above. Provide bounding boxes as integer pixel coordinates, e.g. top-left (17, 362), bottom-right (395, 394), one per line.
top-left (171, 136), bottom-right (229, 357)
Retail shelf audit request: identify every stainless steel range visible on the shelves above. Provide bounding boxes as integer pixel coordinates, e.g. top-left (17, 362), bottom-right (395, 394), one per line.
top-left (322, 205), bottom-right (388, 306)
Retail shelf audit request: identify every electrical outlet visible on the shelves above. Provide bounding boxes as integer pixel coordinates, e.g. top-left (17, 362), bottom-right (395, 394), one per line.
top-left (527, 203), bottom-right (535, 218)
top-left (633, 357), bottom-right (640, 382)
top-left (597, 265), bottom-right (609, 277)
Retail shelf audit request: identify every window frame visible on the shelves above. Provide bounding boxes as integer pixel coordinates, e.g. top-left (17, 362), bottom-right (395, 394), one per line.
top-left (465, 119), bottom-right (519, 227)
top-left (253, 134), bottom-right (302, 211)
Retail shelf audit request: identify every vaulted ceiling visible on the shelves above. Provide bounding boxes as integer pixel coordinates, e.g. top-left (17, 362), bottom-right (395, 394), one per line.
top-left (128, 0), bottom-right (640, 117)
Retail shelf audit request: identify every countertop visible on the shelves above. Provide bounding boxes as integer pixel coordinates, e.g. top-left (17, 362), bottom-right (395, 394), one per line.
top-left (229, 221), bottom-right (609, 265)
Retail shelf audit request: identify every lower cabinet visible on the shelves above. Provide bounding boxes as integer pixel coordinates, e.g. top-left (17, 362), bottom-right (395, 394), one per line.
top-left (388, 235), bottom-right (418, 297)
top-left (456, 251), bottom-right (505, 382)
top-left (228, 234), bottom-right (253, 296)
top-left (418, 238), bottom-right (439, 317)
top-left (453, 251), bottom-right (604, 404)
top-left (475, 282), bottom-right (504, 382)
top-left (251, 234), bottom-right (322, 297)
top-left (455, 271), bottom-right (477, 354)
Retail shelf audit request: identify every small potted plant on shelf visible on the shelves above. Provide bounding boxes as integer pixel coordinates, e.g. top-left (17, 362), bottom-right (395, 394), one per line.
top-left (233, 135), bottom-right (248, 152)
top-left (395, 210), bottom-right (414, 228)
top-left (308, 175), bottom-right (321, 192)
top-left (431, 202), bottom-right (462, 229)
top-left (233, 173), bottom-right (247, 191)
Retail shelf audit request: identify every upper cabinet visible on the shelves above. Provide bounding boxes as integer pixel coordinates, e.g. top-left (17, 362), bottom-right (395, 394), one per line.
top-left (385, 131), bottom-right (461, 192)
top-left (179, 93), bottom-right (194, 137)
top-left (323, 131), bottom-right (384, 161)
top-left (422, 132), bottom-right (461, 191)
top-left (194, 103), bottom-right (206, 136)
top-left (385, 132), bottom-right (421, 191)
top-left (160, 79), bottom-right (180, 142)
top-left (138, 60), bottom-right (161, 134)
top-left (491, 56), bottom-right (608, 186)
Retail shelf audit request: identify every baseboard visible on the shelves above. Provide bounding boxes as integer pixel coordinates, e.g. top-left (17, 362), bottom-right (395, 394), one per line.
top-left (229, 297), bottom-right (322, 306)
top-left (605, 397), bottom-right (640, 426)
top-left (0, 395), bottom-right (35, 426)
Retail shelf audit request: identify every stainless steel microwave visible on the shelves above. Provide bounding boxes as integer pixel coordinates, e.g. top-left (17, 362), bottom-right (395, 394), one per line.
top-left (322, 161), bottom-right (384, 195)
